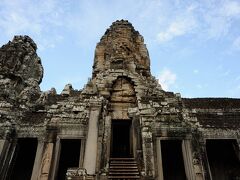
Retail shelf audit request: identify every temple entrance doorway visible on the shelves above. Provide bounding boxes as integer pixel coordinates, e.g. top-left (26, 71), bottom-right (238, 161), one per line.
top-left (8, 138), bottom-right (38, 180)
top-left (111, 120), bottom-right (132, 158)
top-left (206, 139), bottom-right (240, 180)
top-left (56, 139), bottom-right (81, 180)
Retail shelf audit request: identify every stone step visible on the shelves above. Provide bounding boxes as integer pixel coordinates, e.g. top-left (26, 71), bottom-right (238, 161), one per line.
top-left (110, 163), bottom-right (137, 166)
top-left (109, 166), bottom-right (138, 169)
top-left (66, 176), bottom-right (94, 180)
top-left (110, 161), bottom-right (137, 164)
top-left (109, 169), bottom-right (139, 172)
top-left (110, 157), bottom-right (135, 161)
top-left (108, 175), bottom-right (140, 179)
top-left (109, 172), bottom-right (140, 175)
top-left (109, 160), bottom-right (136, 163)
top-left (108, 158), bottom-right (140, 180)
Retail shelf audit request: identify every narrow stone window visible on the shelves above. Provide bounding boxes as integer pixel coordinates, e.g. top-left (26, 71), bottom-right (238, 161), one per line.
top-left (9, 138), bottom-right (38, 180)
top-left (206, 139), bottom-right (240, 180)
top-left (161, 140), bottom-right (187, 180)
top-left (56, 139), bottom-right (81, 180)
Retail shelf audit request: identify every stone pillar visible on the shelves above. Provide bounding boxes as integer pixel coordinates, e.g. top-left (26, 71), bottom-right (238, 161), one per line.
top-left (0, 139), bottom-right (17, 179)
top-left (142, 126), bottom-right (155, 178)
top-left (190, 133), bottom-right (206, 180)
top-left (79, 139), bottom-right (86, 167)
top-left (31, 139), bottom-right (44, 180)
top-left (105, 116), bottom-right (112, 165)
top-left (50, 136), bottom-right (61, 180)
top-left (83, 102), bottom-right (101, 175)
top-left (100, 115), bottom-right (111, 173)
top-left (199, 140), bottom-right (211, 180)
top-left (0, 139), bottom-right (10, 178)
top-left (156, 139), bottom-right (164, 180)
top-left (0, 125), bottom-right (14, 178)
top-left (0, 139), bottom-right (9, 165)
top-left (38, 127), bottom-right (57, 180)
top-left (236, 138), bottom-right (240, 161)
top-left (182, 140), bottom-right (196, 180)
top-left (38, 142), bottom-right (55, 180)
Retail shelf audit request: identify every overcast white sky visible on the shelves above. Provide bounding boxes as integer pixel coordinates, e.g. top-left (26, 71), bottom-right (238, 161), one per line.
top-left (1, 0), bottom-right (240, 98)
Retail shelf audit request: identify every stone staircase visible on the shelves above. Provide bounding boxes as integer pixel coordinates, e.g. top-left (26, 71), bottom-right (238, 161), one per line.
top-left (108, 158), bottom-right (140, 180)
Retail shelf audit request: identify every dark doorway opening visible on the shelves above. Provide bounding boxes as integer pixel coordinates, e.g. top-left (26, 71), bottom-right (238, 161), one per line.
top-left (56, 139), bottom-right (81, 180)
top-left (206, 139), bottom-right (240, 180)
top-left (111, 120), bottom-right (132, 157)
top-left (161, 140), bottom-right (187, 180)
top-left (9, 138), bottom-right (38, 180)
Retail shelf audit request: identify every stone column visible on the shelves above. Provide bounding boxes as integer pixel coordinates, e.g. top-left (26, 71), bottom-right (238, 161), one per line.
top-left (156, 139), bottom-right (164, 180)
top-left (0, 139), bottom-right (9, 165)
top-left (236, 138), bottom-right (240, 161)
top-left (100, 115), bottom-right (111, 173)
top-left (79, 139), bottom-right (86, 167)
top-left (38, 142), bottom-right (55, 180)
top-left (191, 133), bottom-right (206, 180)
top-left (0, 139), bottom-right (17, 179)
top-left (0, 139), bottom-right (10, 178)
top-left (182, 140), bottom-right (196, 180)
top-left (83, 101), bottom-right (102, 175)
top-left (31, 139), bottom-right (44, 180)
top-left (38, 127), bottom-right (57, 180)
top-left (142, 126), bottom-right (155, 178)
top-left (50, 136), bottom-right (61, 180)
top-left (0, 126), bottom-right (14, 178)
top-left (199, 140), bottom-right (211, 180)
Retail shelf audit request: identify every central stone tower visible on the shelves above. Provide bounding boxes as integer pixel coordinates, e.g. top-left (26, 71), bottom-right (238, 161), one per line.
top-left (82, 20), bottom-right (165, 179)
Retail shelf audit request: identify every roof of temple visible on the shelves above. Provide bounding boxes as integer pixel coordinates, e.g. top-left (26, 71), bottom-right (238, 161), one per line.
top-left (183, 98), bottom-right (240, 109)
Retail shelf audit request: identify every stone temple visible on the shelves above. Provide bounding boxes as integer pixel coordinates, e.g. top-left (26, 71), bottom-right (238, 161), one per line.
top-left (0, 20), bottom-right (239, 180)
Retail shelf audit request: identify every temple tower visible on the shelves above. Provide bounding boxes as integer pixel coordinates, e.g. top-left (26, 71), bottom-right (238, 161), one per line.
top-left (80, 20), bottom-right (167, 180)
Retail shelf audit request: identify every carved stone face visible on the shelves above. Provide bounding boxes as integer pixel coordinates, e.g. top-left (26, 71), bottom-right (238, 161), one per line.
top-left (0, 36), bottom-right (43, 85)
top-left (92, 20), bottom-right (151, 78)
top-left (108, 38), bottom-right (134, 60)
top-left (0, 35), bottom-right (43, 104)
